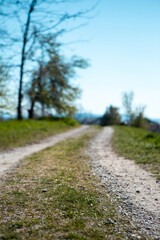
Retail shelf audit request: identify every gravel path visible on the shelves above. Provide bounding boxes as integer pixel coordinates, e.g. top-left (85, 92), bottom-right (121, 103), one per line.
top-left (1, 125), bottom-right (160, 238)
top-left (88, 127), bottom-right (160, 239)
top-left (0, 125), bottom-right (89, 178)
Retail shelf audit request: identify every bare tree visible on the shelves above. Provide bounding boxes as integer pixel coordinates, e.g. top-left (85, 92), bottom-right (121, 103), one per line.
top-left (0, 59), bottom-right (15, 115)
top-left (0, 0), bottom-right (96, 119)
top-left (122, 91), bottom-right (147, 128)
top-left (0, 60), bottom-right (9, 111)
top-left (122, 91), bottom-right (134, 124)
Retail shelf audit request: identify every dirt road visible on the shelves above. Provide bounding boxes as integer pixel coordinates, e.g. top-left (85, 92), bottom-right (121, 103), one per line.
top-left (0, 125), bottom-right (89, 178)
top-left (0, 125), bottom-right (159, 238)
top-left (88, 127), bottom-right (160, 239)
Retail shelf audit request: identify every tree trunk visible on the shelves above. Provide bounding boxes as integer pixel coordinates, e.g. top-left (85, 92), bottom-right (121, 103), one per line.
top-left (41, 103), bottom-right (45, 117)
top-left (17, 0), bottom-right (37, 120)
top-left (28, 99), bottom-right (35, 119)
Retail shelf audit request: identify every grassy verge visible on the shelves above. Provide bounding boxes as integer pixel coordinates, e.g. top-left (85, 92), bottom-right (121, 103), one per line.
top-left (0, 129), bottom-right (148, 239)
top-left (0, 117), bottom-right (79, 151)
top-left (112, 126), bottom-right (160, 180)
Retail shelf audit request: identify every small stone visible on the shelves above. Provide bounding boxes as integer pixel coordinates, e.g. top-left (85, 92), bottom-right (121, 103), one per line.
top-left (136, 190), bottom-right (140, 193)
top-left (42, 189), bottom-right (47, 193)
top-left (155, 198), bottom-right (158, 201)
top-left (105, 218), bottom-right (114, 225)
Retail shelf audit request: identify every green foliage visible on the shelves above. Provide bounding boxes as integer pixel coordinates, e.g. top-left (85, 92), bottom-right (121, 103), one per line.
top-left (112, 126), bottom-right (160, 179)
top-left (0, 118), bottom-right (79, 150)
top-left (27, 34), bottom-right (88, 118)
top-left (131, 113), bottom-right (148, 129)
top-left (100, 105), bottom-right (121, 126)
top-left (129, 106), bottom-right (148, 129)
top-left (0, 1), bottom-right (93, 119)
top-left (60, 117), bottom-right (79, 126)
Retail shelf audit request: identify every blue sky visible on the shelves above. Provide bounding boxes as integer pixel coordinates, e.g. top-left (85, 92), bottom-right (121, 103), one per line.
top-left (60, 0), bottom-right (160, 118)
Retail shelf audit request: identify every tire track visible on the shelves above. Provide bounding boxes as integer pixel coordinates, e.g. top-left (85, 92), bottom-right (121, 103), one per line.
top-left (0, 125), bottom-right (89, 178)
top-left (88, 127), bottom-right (160, 239)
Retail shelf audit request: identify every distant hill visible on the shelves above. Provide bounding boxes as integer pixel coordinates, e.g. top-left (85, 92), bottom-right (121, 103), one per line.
top-left (74, 113), bottom-right (101, 125)
top-left (152, 118), bottom-right (160, 124)
top-left (146, 119), bottom-right (160, 133)
top-left (74, 113), bottom-right (160, 133)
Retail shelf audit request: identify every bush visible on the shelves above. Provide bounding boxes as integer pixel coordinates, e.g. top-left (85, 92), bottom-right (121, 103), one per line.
top-left (100, 106), bottom-right (121, 126)
top-left (130, 107), bottom-right (148, 129)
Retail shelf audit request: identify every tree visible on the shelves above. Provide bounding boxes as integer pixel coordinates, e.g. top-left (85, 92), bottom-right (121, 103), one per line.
top-left (130, 106), bottom-right (147, 128)
top-left (0, 60), bottom-right (10, 113)
top-left (26, 36), bottom-right (88, 118)
top-left (100, 105), bottom-right (121, 126)
top-left (0, 0), bottom-right (96, 119)
top-left (0, 60), bottom-right (16, 117)
top-left (122, 91), bottom-right (134, 125)
top-left (122, 91), bottom-right (147, 128)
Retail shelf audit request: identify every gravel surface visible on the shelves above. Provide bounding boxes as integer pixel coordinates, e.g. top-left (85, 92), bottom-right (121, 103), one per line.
top-left (1, 125), bottom-right (160, 238)
top-left (0, 125), bottom-right (89, 179)
top-left (87, 127), bottom-right (160, 239)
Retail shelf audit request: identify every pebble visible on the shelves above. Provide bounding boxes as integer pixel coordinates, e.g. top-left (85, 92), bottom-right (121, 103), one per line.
top-left (42, 189), bottom-right (47, 193)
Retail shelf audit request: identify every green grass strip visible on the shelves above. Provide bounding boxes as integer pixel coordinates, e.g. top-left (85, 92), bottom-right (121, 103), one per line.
top-left (0, 129), bottom-right (148, 239)
top-left (112, 126), bottom-right (160, 180)
top-left (0, 118), bottom-right (79, 150)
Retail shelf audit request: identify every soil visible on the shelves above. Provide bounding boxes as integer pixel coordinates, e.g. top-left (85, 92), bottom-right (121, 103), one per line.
top-left (87, 127), bottom-right (160, 239)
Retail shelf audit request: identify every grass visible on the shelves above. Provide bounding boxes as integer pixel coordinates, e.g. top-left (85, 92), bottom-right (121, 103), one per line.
top-left (0, 129), bottom-right (149, 240)
top-left (0, 117), bottom-right (79, 151)
top-left (112, 126), bottom-right (160, 180)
